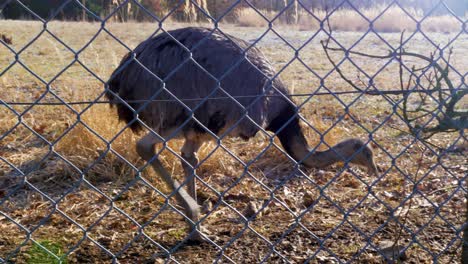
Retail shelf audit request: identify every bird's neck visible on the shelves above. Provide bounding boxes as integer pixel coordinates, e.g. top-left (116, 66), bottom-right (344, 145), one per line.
top-left (276, 126), bottom-right (341, 168)
top-left (267, 106), bottom-right (342, 168)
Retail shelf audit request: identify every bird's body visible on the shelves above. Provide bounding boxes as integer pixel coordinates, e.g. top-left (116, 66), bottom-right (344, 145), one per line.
top-left (107, 27), bottom-right (293, 141)
top-left (107, 27), bottom-right (377, 242)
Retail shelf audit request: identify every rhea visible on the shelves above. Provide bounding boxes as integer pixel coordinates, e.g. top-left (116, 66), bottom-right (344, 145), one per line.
top-left (107, 27), bottom-right (378, 242)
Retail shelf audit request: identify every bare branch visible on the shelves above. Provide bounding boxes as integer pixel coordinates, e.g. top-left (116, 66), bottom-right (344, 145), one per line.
top-left (321, 25), bottom-right (467, 141)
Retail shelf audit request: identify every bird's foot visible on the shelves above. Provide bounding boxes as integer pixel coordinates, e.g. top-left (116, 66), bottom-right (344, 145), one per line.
top-left (187, 226), bottom-right (216, 244)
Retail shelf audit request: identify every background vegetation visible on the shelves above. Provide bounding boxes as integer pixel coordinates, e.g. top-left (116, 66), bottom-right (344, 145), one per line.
top-left (1, 0), bottom-right (467, 22)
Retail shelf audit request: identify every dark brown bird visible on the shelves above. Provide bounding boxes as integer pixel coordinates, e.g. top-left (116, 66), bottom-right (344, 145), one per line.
top-left (107, 27), bottom-right (378, 242)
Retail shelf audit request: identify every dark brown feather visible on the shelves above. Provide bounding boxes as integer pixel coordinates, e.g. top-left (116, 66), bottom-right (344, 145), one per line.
top-left (106, 27), bottom-right (301, 143)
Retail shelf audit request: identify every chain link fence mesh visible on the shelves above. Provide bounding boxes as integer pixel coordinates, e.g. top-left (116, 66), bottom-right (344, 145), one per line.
top-left (0, 0), bottom-right (467, 263)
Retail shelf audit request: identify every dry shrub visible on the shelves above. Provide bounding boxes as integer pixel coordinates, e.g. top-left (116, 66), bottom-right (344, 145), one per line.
top-left (422, 15), bottom-right (462, 33)
top-left (236, 8), bottom-right (268, 27)
top-left (363, 7), bottom-right (460, 33)
top-left (326, 7), bottom-right (418, 32)
top-left (369, 7), bottom-right (417, 32)
top-left (297, 6), bottom-right (460, 33)
top-left (329, 9), bottom-right (369, 32)
top-left (56, 105), bottom-right (139, 182)
top-left (297, 11), bottom-right (321, 31)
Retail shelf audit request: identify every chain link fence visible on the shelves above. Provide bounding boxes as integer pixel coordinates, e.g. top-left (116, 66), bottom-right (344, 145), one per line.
top-left (0, 0), bottom-right (467, 263)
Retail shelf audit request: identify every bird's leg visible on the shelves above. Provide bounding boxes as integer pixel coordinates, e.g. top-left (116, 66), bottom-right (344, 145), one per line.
top-left (136, 132), bottom-right (206, 242)
top-left (181, 138), bottom-right (203, 202)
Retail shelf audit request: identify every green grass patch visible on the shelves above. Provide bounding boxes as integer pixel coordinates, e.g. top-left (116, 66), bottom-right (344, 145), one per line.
top-left (26, 240), bottom-right (67, 264)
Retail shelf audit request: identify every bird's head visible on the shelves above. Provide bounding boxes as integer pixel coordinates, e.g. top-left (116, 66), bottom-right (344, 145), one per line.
top-left (331, 139), bottom-right (379, 176)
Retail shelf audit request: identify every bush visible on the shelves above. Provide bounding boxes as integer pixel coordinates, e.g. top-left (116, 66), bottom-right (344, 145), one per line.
top-left (236, 8), bottom-right (269, 27)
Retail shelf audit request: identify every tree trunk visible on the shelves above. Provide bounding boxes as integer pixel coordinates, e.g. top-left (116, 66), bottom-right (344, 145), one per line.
top-left (82, 0), bottom-right (86, 21)
top-left (168, 0), bottom-right (211, 22)
top-left (276, 0), bottom-right (298, 24)
top-left (195, 0), bottom-right (206, 21)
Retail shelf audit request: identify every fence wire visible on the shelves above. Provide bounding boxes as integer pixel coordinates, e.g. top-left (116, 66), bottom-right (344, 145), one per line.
top-left (0, 0), bottom-right (467, 263)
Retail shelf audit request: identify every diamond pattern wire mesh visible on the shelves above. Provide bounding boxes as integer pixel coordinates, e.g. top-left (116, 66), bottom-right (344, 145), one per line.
top-left (0, 0), bottom-right (466, 263)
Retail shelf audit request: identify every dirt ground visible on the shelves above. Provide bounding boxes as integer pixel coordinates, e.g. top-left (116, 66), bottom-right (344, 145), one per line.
top-left (0, 18), bottom-right (466, 263)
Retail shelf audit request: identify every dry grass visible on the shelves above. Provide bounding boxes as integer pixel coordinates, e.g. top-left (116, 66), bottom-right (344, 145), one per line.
top-left (0, 19), bottom-right (466, 263)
